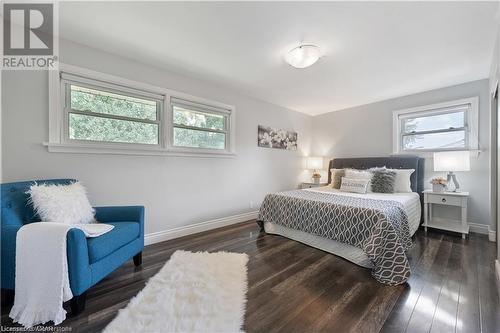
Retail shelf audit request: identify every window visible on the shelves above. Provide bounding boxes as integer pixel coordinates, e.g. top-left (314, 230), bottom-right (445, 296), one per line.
top-left (171, 98), bottom-right (230, 150)
top-left (62, 76), bottom-right (163, 146)
top-left (48, 64), bottom-right (236, 156)
top-left (393, 98), bottom-right (479, 153)
top-left (401, 109), bottom-right (467, 150)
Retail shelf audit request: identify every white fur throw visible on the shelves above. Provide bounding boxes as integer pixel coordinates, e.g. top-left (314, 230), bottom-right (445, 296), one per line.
top-left (104, 250), bottom-right (249, 333)
top-left (27, 182), bottom-right (95, 224)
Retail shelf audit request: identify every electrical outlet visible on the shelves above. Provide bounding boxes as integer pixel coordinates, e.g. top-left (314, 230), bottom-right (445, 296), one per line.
top-left (250, 201), bottom-right (254, 209)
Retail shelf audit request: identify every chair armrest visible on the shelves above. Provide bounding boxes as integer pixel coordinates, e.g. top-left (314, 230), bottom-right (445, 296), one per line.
top-left (94, 206), bottom-right (144, 224)
top-left (66, 228), bottom-right (91, 296)
top-left (1, 224), bottom-right (22, 252)
top-left (1, 225), bottom-right (22, 289)
top-left (94, 206), bottom-right (144, 238)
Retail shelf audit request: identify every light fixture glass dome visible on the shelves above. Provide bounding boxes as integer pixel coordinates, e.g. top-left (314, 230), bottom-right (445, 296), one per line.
top-left (286, 44), bottom-right (320, 68)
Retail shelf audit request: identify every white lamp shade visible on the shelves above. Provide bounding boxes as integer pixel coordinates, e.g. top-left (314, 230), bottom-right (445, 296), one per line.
top-left (433, 151), bottom-right (470, 172)
top-left (306, 157), bottom-right (323, 170)
top-left (286, 45), bottom-right (320, 69)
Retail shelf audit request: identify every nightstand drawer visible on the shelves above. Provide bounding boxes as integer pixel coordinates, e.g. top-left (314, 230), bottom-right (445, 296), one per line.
top-left (427, 194), bottom-right (462, 206)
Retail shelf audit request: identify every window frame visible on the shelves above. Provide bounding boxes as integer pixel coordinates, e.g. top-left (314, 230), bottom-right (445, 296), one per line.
top-left (392, 97), bottom-right (479, 155)
top-left (48, 64), bottom-right (236, 157)
top-left (62, 75), bottom-right (164, 148)
top-left (169, 98), bottom-right (232, 152)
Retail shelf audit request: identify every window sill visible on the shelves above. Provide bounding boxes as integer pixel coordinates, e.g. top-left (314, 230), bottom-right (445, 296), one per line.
top-left (392, 150), bottom-right (481, 158)
top-left (44, 142), bottom-right (237, 158)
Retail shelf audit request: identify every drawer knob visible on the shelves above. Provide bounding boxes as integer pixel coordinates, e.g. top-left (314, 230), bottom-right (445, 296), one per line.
top-left (442, 198), bottom-right (447, 203)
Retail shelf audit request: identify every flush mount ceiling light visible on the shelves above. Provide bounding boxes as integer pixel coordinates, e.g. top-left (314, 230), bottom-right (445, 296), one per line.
top-left (285, 44), bottom-right (321, 69)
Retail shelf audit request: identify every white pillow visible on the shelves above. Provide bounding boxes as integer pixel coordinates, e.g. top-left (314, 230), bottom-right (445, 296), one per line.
top-left (344, 169), bottom-right (373, 193)
top-left (340, 177), bottom-right (370, 194)
top-left (27, 181), bottom-right (95, 224)
top-left (388, 169), bottom-right (415, 193)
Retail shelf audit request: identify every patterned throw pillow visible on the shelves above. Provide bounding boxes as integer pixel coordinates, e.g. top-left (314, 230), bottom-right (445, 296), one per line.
top-left (339, 177), bottom-right (370, 194)
top-left (371, 169), bottom-right (397, 193)
top-left (344, 168), bottom-right (374, 193)
top-left (330, 169), bottom-right (345, 189)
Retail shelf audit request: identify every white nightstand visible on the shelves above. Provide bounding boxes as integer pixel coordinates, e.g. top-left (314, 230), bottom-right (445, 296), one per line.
top-left (423, 190), bottom-right (469, 239)
top-left (301, 182), bottom-right (328, 189)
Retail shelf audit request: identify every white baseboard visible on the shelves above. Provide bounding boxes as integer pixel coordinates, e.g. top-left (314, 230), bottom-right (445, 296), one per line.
top-left (469, 223), bottom-right (489, 235)
top-left (489, 228), bottom-right (497, 242)
top-left (145, 210), bottom-right (259, 246)
top-left (468, 223), bottom-right (496, 242)
top-left (144, 213), bottom-right (496, 246)
top-left (496, 260), bottom-right (500, 296)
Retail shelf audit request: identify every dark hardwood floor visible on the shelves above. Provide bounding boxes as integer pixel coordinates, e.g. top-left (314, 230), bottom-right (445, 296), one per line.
top-left (2, 220), bottom-right (499, 332)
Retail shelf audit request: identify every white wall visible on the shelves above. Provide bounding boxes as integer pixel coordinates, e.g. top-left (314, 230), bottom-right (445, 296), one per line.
top-left (489, 20), bottom-right (500, 257)
top-left (2, 39), bottom-right (495, 238)
top-left (1, 40), bottom-right (312, 235)
top-left (490, 91), bottom-right (497, 237)
top-left (489, 28), bottom-right (499, 239)
top-left (312, 79), bottom-right (492, 228)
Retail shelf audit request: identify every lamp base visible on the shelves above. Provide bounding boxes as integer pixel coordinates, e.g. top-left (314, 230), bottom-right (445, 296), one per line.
top-left (446, 172), bottom-right (460, 192)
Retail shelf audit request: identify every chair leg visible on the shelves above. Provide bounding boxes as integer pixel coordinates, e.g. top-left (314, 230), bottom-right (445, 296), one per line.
top-left (133, 252), bottom-right (142, 267)
top-left (70, 292), bottom-right (87, 316)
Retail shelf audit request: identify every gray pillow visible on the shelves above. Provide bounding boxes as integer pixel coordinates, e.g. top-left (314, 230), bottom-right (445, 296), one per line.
top-left (368, 166), bottom-right (386, 172)
top-left (370, 169), bottom-right (396, 193)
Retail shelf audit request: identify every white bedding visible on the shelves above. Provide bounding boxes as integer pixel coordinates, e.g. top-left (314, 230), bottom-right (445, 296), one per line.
top-left (264, 186), bottom-right (421, 269)
top-left (305, 186), bottom-right (421, 235)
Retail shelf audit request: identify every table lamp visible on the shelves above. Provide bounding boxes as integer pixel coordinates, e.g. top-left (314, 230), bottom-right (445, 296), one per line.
top-left (306, 157), bottom-right (324, 184)
top-left (433, 151), bottom-right (470, 192)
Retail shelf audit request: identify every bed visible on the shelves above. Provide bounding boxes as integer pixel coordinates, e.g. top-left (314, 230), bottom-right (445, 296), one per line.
top-left (257, 156), bottom-right (425, 285)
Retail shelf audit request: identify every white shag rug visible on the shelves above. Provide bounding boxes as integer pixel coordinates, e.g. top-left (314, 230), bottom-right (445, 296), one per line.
top-left (104, 250), bottom-right (249, 333)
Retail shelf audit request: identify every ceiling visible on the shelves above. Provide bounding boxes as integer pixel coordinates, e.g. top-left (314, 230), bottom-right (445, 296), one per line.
top-left (59, 2), bottom-right (499, 116)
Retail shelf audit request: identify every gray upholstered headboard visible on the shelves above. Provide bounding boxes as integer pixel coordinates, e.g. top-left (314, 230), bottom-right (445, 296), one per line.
top-left (328, 156), bottom-right (425, 195)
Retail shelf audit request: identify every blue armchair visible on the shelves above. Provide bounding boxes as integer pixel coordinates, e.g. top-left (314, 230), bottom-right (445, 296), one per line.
top-left (1, 179), bottom-right (144, 314)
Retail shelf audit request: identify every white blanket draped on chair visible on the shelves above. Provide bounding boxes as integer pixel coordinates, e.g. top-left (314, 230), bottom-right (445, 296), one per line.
top-left (9, 222), bottom-right (114, 328)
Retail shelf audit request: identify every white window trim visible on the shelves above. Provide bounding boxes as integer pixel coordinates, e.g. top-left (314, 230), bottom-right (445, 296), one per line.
top-left (170, 98), bottom-right (232, 153)
top-left (47, 63), bottom-right (236, 157)
top-left (392, 97), bottom-right (479, 156)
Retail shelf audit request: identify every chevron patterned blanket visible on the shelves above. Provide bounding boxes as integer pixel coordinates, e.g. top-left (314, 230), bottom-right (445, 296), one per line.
top-left (258, 190), bottom-right (412, 285)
